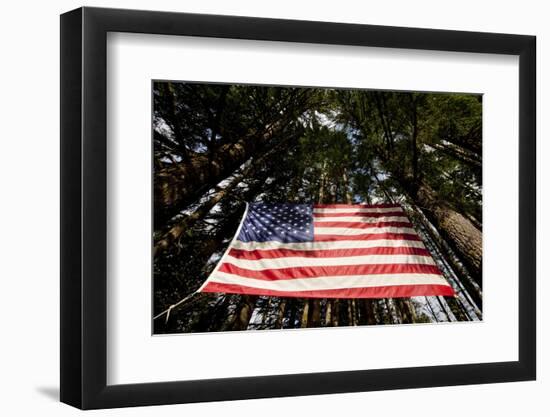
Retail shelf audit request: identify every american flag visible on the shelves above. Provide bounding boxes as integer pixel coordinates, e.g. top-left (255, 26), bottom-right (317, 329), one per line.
top-left (198, 203), bottom-right (455, 298)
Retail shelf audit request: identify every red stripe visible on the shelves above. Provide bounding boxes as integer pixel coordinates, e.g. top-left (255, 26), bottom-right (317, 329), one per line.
top-left (218, 263), bottom-right (442, 280)
top-left (201, 282), bottom-right (455, 298)
top-left (314, 221), bottom-right (412, 229)
top-left (313, 211), bottom-right (405, 218)
top-left (314, 203), bottom-right (401, 209)
top-left (228, 246), bottom-right (431, 260)
top-left (313, 233), bottom-right (421, 242)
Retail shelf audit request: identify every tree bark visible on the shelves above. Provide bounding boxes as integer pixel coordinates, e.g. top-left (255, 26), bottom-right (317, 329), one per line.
top-left (359, 298), bottom-right (377, 325)
top-left (309, 299), bottom-right (321, 327)
top-left (413, 182), bottom-right (483, 287)
top-left (275, 299), bottom-right (287, 329)
top-left (231, 295), bottom-right (258, 330)
top-left (154, 120), bottom-right (298, 228)
top-left (410, 204), bottom-right (482, 310)
top-left (428, 142), bottom-right (481, 170)
top-left (301, 301), bottom-right (310, 328)
top-left (396, 299), bottom-right (416, 324)
top-left (154, 174), bottom-right (240, 257)
top-left (325, 301), bottom-right (333, 326)
top-left (331, 300), bottom-right (340, 326)
top-left (154, 135), bottom-right (297, 257)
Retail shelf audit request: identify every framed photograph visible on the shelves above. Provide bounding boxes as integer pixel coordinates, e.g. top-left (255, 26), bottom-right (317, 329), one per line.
top-left (60, 6), bottom-right (536, 409)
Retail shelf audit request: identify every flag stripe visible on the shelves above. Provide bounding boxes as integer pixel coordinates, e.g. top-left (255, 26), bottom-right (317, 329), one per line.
top-left (206, 271), bottom-right (449, 291)
top-left (315, 226), bottom-right (417, 235)
top-left (201, 282), bottom-right (455, 298)
top-left (313, 232), bottom-right (421, 242)
top-left (314, 203), bottom-right (401, 209)
top-left (313, 207), bottom-right (404, 214)
top-left (314, 216), bottom-right (410, 223)
top-left (224, 254), bottom-right (435, 271)
top-left (231, 239), bottom-right (427, 251)
top-left (313, 211), bottom-right (405, 218)
top-left (314, 221), bottom-right (412, 229)
top-left (218, 262), bottom-right (441, 280)
top-left (228, 246), bottom-right (431, 260)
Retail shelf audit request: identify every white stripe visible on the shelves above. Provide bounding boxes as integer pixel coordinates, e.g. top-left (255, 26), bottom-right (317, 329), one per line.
top-left (313, 207), bottom-right (403, 214)
top-left (209, 271), bottom-right (449, 292)
top-left (224, 254), bottom-right (435, 270)
top-left (231, 239), bottom-right (426, 251)
top-left (314, 216), bottom-right (410, 223)
top-left (315, 226), bottom-right (417, 235)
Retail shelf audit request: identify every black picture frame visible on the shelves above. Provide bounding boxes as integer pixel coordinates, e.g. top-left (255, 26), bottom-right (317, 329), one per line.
top-left (60, 6), bottom-right (536, 410)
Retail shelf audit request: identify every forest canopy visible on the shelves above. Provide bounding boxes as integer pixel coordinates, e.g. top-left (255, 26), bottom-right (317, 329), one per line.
top-left (152, 81), bottom-right (482, 334)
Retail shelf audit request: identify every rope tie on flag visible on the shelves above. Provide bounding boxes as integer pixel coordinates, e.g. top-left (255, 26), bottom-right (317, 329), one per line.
top-left (154, 291), bottom-right (201, 324)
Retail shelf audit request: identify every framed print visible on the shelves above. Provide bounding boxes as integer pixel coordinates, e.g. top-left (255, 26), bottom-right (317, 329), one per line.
top-left (60, 6), bottom-right (536, 409)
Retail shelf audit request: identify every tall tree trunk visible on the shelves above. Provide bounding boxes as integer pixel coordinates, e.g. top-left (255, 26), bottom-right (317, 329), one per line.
top-left (154, 171), bottom-right (243, 257)
top-left (446, 296), bottom-right (470, 321)
top-left (331, 300), bottom-right (340, 326)
top-left (409, 204), bottom-right (482, 310)
top-left (155, 168), bottom-right (286, 330)
top-left (413, 181), bottom-right (482, 287)
top-left (275, 299), bottom-right (287, 329)
top-left (367, 100), bottom-right (483, 288)
top-left (154, 135), bottom-right (296, 257)
top-left (309, 299), bottom-right (321, 327)
top-left (205, 295), bottom-right (232, 331)
top-left (301, 301), bottom-right (310, 328)
top-left (325, 301), bottom-right (333, 326)
top-left (155, 121), bottom-right (301, 228)
top-left (359, 298), bottom-right (377, 325)
top-left (289, 300), bottom-right (300, 328)
top-left (428, 142), bottom-right (482, 170)
top-left (396, 299), bottom-right (416, 324)
top-left (231, 295), bottom-right (258, 330)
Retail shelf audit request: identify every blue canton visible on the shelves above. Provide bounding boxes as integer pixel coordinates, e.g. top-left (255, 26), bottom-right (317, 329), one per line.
top-left (237, 203), bottom-right (314, 243)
